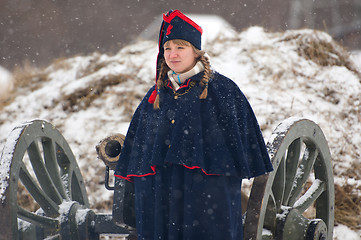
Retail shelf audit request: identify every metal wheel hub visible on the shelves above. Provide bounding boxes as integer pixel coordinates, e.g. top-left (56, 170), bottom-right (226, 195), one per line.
top-left (306, 219), bottom-right (327, 240)
top-left (59, 202), bottom-right (96, 239)
top-left (278, 207), bottom-right (327, 240)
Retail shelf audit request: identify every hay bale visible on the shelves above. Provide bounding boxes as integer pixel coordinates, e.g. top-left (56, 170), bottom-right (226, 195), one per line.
top-left (281, 30), bottom-right (361, 80)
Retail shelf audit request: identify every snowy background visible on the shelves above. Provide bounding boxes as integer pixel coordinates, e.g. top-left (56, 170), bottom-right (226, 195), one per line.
top-left (0, 20), bottom-right (360, 239)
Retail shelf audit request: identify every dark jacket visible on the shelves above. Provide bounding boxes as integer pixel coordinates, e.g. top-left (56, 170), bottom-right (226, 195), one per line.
top-left (115, 71), bottom-right (273, 180)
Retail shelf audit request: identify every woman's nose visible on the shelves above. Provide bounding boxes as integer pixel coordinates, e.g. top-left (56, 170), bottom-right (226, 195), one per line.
top-left (169, 50), bottom-right (178, 58)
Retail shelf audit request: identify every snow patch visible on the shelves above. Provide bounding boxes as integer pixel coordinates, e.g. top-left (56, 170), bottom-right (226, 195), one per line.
top-left (333, 224), bottom-right (361, 240)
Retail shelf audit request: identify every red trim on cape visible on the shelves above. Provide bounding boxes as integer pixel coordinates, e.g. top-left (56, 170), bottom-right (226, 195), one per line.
top-left (114, 164), bottom-right (220, 182)
top-left (181, 164), bottom-right (221, 176)
top-left (167, 78), bottom-right (192, 90)
top-left (163, 10), bottom-right (203, 35)
top-left (115, 165), bottom-right (157, 182)
top-left (150, 75), bottom-right (192, 104)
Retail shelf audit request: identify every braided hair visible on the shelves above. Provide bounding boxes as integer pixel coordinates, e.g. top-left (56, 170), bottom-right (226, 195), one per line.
top-left (154, 40), bottom-right (212, 109)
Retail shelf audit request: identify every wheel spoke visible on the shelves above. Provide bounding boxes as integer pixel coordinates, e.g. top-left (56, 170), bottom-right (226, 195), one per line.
top-left (59, 166), bottom-right (72, 199)
top-left (272, 155), bottom-right (285, 210)
top-left (288, 147), bottom-right (318, 206)
top-left (313, 153), bottom-right (334, 223)
top-left (293, 179), bottom-right (325, 213)
top-left (60, 165), bottom-right (86, 205)
top-left (52, 141), bottom-right (88, 206)
top-left (18, 206), bottom-right (59, 229)
top-left (56, 145), bottom-right (77, 201)
top-left (264, 191), bottom-right (277, 232)
top-left (69, 170), bottom-right (87, 205)
top-left (42, 139), bottom-right (69, 201)
top-left (283, 138), bottom-right (302, 205)
top-left (19, 162), bottom-right (59, 217)
top-left (42, 235), bottom-right (61, 240)
top-left (27, 141), bottom-right (63, 205)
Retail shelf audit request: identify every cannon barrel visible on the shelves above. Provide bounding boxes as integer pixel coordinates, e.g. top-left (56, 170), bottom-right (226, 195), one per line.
top-left (96, 133), bottom-right (137, 230)
top-left (96, 134), bottom-right (124, 170)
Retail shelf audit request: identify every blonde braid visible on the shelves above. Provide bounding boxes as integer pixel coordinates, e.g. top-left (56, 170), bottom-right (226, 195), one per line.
top-left (154, 59), bottom-right (170, 109)
top-left (198, 53), bottom-right (212, 99)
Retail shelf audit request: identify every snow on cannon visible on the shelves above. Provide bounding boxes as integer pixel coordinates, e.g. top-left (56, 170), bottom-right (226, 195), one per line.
top-left (0, 117), bottom-right (334, 239)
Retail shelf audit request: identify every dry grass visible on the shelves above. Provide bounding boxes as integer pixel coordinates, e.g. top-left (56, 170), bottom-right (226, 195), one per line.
top-left (12, 61), bottom-right (49, 91)
top-left (334, 183), bottom-right (361, 230)
top-left (75, 54), bottom-right (108, 79)
top-left (298, 35), bottom-right (348, 67)
top-left (93, 198), bottom-right (113, 212)
top-left (17, 183), bottom-right (39, 212)
top-left (0, 62), bottom-right (48, 111)
top-left (61, 74), bottom-right (129, 112)
top-left (279, 30), bottom-right (361, 81)
top-left (296, 31), bottom-right (361, 80)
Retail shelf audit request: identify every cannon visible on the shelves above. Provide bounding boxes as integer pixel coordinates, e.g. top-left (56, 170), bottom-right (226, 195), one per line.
top-left (0, 117), bottom-right (334, 239)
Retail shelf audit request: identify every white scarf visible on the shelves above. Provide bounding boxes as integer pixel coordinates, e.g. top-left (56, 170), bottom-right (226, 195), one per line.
top-left (167, 61), bottom-right (205, 91)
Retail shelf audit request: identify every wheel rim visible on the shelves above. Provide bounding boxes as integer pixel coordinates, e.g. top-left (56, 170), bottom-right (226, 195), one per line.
top-left (244, 118), bottom-right (334, 240)
top-left (0, 120), bottom-right (89, 239)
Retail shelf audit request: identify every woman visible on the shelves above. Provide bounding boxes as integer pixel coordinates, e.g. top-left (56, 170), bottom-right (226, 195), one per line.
top-left (115, 9), bottom-right (273, 240)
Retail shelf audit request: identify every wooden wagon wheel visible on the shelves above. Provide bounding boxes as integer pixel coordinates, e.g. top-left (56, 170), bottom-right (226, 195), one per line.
top-left (244, 118), bottom-right (334, 240)
top-left (0, 120), bottom-right (95, 240)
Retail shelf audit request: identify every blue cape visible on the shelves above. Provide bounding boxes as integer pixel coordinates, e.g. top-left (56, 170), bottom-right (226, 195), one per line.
top-left (115, 71), bottom-right (273, 180)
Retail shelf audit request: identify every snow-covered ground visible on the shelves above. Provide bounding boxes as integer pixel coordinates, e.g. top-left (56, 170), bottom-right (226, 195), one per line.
top-left (0, 25), bottom-right (360, 239)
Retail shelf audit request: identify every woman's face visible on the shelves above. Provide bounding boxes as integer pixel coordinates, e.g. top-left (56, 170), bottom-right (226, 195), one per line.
top-left (164, 40), bottom-right (198, 74)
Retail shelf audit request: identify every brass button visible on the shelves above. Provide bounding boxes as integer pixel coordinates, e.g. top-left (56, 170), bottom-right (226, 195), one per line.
top-left (174, 95), bottom-right (178, 100)
top-left (171, 119), bottom-right (175, 124)
top-left (168, 145), bottom-right (171, 148)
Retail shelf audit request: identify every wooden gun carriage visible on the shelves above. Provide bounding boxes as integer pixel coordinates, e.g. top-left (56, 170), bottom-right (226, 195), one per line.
top-left (0, 117), bottom-right (334, 239)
